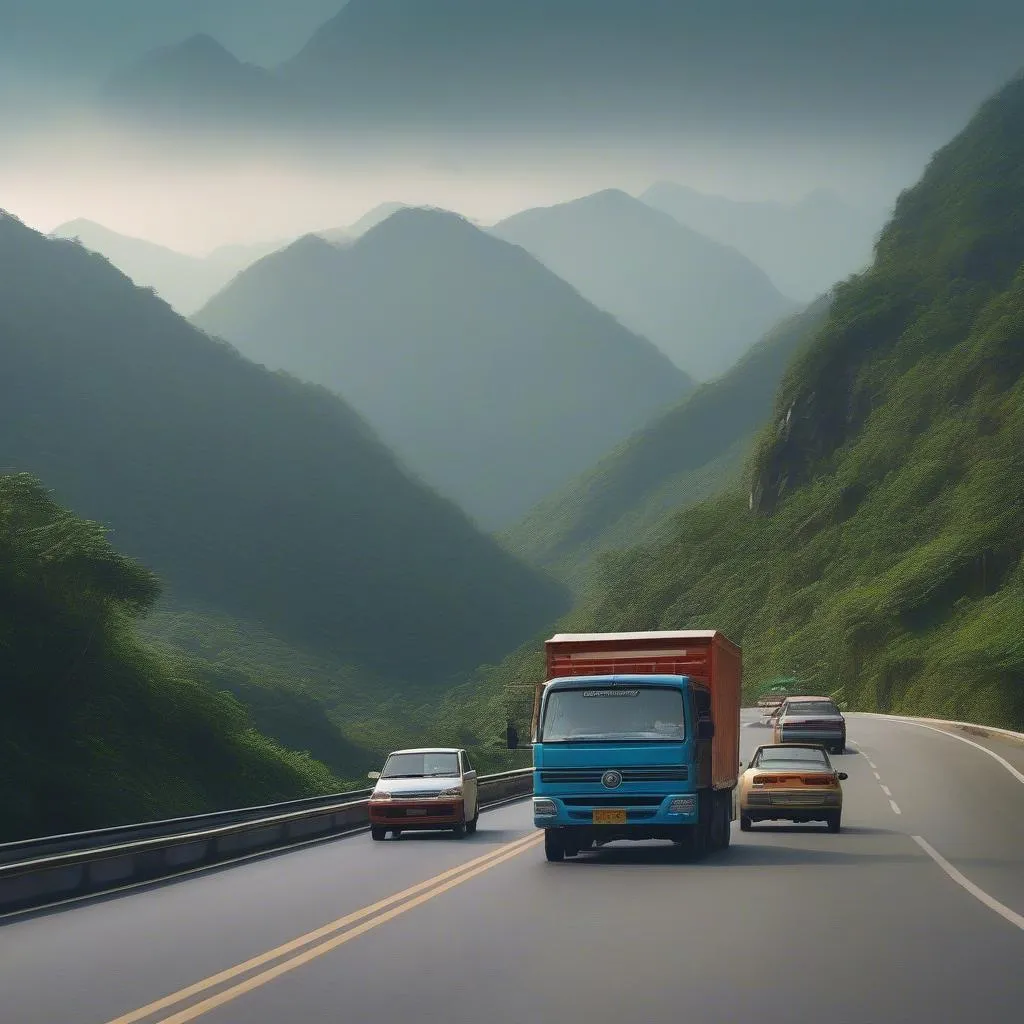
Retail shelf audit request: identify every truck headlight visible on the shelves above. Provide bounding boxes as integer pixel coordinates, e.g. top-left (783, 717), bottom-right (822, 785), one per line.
top-left (533, 798), bottom-right (557, 816)
top-left (669, 796), bottom-right (696, 814)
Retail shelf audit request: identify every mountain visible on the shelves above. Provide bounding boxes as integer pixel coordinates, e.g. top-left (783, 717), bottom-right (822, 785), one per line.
top-left (50, 219), bottom-right (266, 315)
top-left (100, 33), bottom-right (285, 124)
top-left (0, 210), bottom-right (570, 688)
top-left (93, 1), bottom-right (1024, 193)
top-left (502, 295), bottom-right (833, 589)
top-left (640, 184), bottom-right (885, 302)
top-left (490, 189), bottom-right (797, 379)
top-left (193, 207), bottom-right (693, 528)
top-left (440, 71), bottom-right (1024, 752)
top-left (557, 72), bottom-right (1024, 729)
top-left (0, 470), bottom-right (342, 843)
top-left (347, 202), bottom-right (408, 237)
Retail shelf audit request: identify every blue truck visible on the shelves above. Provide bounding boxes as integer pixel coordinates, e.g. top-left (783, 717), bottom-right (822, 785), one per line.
top-left (509, 630), bottom-right (742, 862)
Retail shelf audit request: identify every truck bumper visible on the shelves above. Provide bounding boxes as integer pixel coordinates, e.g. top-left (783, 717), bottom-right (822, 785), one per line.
top-left (532, 794), bottom-right (699, 832)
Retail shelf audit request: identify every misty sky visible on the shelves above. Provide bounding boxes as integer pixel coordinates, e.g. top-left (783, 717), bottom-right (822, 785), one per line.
top-left (2, 1), bottom-right (1023, 252)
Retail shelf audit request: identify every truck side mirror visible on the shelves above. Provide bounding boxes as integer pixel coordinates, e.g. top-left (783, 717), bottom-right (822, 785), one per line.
top-left (697, 718), bottom-right (715, 740)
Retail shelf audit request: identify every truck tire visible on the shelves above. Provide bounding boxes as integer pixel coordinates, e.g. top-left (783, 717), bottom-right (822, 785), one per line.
top-left (720, 799), bottom-right (732, 849)
top-left (544, 830), bottom-right (565, 862)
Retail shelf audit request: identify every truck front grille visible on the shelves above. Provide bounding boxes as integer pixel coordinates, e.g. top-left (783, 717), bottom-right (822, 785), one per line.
top-left (539, 766), bottom-right (688, 784)
top-left (561, 796), bottom-right (665, 807)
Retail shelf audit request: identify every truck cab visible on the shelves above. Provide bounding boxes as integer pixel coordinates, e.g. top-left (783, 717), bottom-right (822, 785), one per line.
top-left (517, 631), bottom-right (741, 862)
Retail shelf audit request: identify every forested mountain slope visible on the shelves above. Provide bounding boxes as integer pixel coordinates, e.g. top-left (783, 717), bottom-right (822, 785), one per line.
top-left (0, 473), bottom-right (340, 842)
top-left (502, 296), bottom-right (832, 589)
top-left (0, 212), bottom-right (569, 689)
top-left (444, 70), bottom-right (1024, 749)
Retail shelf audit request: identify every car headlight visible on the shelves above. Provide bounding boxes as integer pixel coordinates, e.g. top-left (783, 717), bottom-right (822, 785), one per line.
top-left (533, 798), bottom-right (557, 816)
top-left (371, 789), bottom-right (392, 800)
top-left (435, 786), bottom-right (463, 798)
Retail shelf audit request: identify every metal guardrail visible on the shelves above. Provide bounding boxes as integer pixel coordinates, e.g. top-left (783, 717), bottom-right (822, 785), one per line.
top-left (0, 768), bottom-right (534, 918)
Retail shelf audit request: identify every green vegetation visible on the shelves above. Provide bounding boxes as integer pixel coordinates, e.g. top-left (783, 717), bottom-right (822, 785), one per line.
top-left (459, 71), bottom-right (1024, 743)
top-left (502, 296), bottom-right (832, 591)
top-left (0, 473), bottom-right (341, 843)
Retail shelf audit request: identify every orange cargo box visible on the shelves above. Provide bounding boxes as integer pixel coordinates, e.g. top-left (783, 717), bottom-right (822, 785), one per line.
top-left (538, 630), bottom-right (742, 791)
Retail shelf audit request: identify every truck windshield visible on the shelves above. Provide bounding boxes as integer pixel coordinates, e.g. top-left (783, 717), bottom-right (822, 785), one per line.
top-left (540, 687), bottom-right (685, 742)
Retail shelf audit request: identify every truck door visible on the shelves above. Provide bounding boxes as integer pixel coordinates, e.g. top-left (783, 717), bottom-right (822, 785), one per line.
top-left (693, 687), bottom-right (714, 789)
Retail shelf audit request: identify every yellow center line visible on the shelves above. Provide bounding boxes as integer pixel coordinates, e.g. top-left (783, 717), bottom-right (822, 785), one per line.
top-left (152, 834), bottom-right (543, 1024)
top-left (105, 832), bottom-right (541, 1024)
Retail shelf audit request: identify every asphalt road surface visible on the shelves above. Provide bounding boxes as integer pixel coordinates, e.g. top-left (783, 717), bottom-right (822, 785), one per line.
top-left (2, 712), bottom-right (1022, 1024)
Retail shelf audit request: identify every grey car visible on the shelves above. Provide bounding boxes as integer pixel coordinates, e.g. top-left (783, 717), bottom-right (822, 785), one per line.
top-left (773, 696), bottom-right (846, 754)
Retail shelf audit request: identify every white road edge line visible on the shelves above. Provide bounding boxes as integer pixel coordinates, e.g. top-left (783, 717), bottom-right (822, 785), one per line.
top-left (889, 800), bottom-right (902, 815)
top-left (912, 835), bottom-right (1024, 932)
top-left (887, 720), bottom-right (1024, 785)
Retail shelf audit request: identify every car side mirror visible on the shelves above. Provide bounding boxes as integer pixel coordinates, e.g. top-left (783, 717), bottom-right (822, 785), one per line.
top-left (367, 771), bottom-right (381, 780)
top-left (837, 772), bottom-right (848, 781)
top-left (697, 718), bottom-right (715, 741)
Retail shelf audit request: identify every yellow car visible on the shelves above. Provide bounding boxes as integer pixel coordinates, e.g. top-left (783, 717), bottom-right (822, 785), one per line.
top-left (738, 743), bottom-right (848, 833)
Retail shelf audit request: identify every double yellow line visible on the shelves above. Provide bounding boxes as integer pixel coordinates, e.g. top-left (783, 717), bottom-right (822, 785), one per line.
top-left (105, 831), bottom-right (542, 1024)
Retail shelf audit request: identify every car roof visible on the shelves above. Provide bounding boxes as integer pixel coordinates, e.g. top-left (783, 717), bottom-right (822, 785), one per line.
top-left (387, 747), bottom-right (463, 755)
top-left (754, 743), bottom-right (831, 755)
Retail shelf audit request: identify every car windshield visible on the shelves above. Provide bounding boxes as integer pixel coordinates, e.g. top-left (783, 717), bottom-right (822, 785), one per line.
top-left (784, 701), bottom-right (839, 716)
top-left (381, 752), bottom-right (459, 778)
top-left (757, 747), bottom-right (830, 767)
top-left (540, 686), bottom-right (685, 742)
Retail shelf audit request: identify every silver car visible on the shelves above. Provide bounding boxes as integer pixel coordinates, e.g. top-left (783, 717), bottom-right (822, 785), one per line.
top-left (773, 696), bottom-right (846, 754)
top-left (367, 747), bottom-right (480, 841)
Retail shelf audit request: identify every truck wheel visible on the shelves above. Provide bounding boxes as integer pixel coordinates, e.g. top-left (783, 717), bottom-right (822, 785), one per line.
top-left (740, 814), bottom-right (752, 832)
top-left (544, 830), bottom-right (565, 862)
top-left (370, 827), bottom-right (387, 841)
top-left (720, 800), bottom-right (732, 848)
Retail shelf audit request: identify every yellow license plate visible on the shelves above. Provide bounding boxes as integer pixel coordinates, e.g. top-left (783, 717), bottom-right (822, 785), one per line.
top-left (593, 809), bottom-right (627, 825)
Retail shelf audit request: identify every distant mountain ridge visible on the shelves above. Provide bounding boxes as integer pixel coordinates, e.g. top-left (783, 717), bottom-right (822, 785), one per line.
top-left (193, 206), bottom-right (694, 528)
top-left (50, 219), bottom-right (277, 314)
top-left (640, 183), bottom-right (884, 302)
top-left (92, 0), bottom-right (1024, 163)
top-left (491, 188), bottom-right (797, 379)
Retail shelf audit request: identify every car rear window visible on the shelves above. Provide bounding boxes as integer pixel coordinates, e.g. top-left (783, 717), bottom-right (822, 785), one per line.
top-left (758, 747), bottom-right (829, 766)
top-left (784, 701), bottom-right (838, 716)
